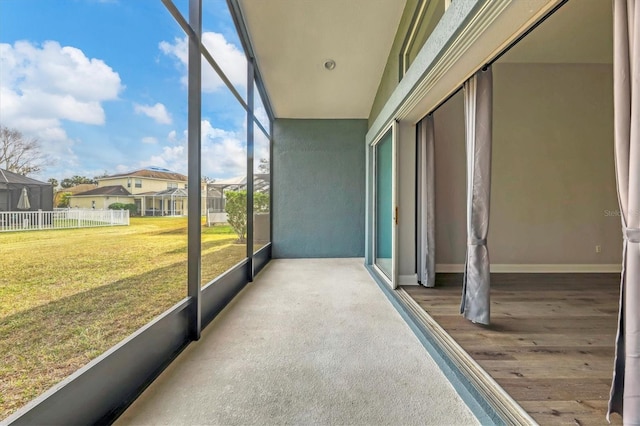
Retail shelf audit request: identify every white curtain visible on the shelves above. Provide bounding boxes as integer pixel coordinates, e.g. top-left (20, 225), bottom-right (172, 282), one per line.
top-left (417, 115), bottom-right (436, 287)
top-left (609, 0), bottom-right (640, 422)
top-left (460, 67), bottom-right (492, 325)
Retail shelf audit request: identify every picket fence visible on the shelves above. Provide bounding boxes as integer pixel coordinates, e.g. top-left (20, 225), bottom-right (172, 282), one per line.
top-left (0, 209), bottom-right (129, 232)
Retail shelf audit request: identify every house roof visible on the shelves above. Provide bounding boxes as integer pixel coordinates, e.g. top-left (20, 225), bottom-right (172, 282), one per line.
top-left (134, 188), bottom-right (223, 197)
top-left (152, 188), bottom-right (189, 197)
top-left (103, 167), bottom-right (187, 182)
top-left (209, 174), bottom-right (270, 193)
top-left (59, 184), bottom-right (98, 194)
top-left (212, 175), bottom-right (247, 187)
top-left (210, 174), bottom-right (269, 186)
top-left (0, 168), bottom-right (51, 186)
top-left (73, 185), bottom-right (132, 197)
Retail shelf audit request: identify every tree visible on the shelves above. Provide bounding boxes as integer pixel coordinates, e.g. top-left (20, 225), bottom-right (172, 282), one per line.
top-left (60, 176), bottom-right (97, 188)
top-left (257, 158), bottom-right (270, 174)
top-left (254, 192), bottom-right (269, 213)
top-left (57, 192), bottom-right (72, 208)
top-left (225, 190), bottom-right (247, 242)
top-left (47, 178), bottom-right (59, 189)
top-left (224, 190), bottom-right (270, 242)
top-left (0, 126), bottom-right (51, 175)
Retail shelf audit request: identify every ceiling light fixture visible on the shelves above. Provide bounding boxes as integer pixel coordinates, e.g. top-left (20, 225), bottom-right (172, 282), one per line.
top-left (323, 59), bottom-right (336, 71)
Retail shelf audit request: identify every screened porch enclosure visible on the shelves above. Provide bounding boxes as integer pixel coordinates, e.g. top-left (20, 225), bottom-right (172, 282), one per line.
top-left (0, 169), bottom-right (54, 213)
top-left (0, 0), bottom-right (273, 423)
top-left (141, 188), bottom-right (188, 216)
top-left (5, 0), bottom-right (640, 424)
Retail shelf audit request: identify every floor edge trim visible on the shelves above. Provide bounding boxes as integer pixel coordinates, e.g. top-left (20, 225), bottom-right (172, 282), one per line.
top-left (365, 265), bottom-right (508, 426)
top-left (395, 288), bottom-right (537, 426)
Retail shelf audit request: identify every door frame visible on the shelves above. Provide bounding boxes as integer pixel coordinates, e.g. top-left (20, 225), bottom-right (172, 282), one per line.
top-left (371, 120), bottom-right (399, 289)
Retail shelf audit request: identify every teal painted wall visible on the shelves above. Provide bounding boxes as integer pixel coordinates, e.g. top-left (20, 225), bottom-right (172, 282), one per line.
top-left (273, 119), bottom-right (367, 258)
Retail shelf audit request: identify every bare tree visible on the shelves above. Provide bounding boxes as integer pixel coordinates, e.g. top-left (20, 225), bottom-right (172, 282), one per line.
top-left (258, 158), bottom-right (269, 174)
top-left (0, 126), bottom-right (51, 175)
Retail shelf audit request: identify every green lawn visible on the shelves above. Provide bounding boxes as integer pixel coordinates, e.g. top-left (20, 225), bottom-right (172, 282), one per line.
top-left (0, 217), bottom-right (246, 419)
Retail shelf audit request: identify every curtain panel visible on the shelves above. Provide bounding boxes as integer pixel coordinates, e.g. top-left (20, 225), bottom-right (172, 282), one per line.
top-left (460, 67), bottom-right (493, 325)
top-left (417, 115), bottom-right (436, 287)
top-left (609, 0), bottom-right (640, 422)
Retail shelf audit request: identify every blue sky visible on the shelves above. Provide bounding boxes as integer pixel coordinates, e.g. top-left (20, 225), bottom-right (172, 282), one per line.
top-left (0, 0), bottom-right (269, 182)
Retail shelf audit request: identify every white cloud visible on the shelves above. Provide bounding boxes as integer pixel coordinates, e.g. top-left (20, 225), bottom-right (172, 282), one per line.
top-left (134, 102), bottom-right (172, 125)
top-left (201, 120), bottom-right (246, 176)
top-left (254, 128), bottom-right (270, 171)
top-left (131, 132), bottom-right (188, 174)
top-left (254, 106), bottom-right (269, 129)
top-left (114, 164), bottom-right (130, 174)
top-left (0, 40), bottom-right (123, 170)
top-left (201, 119), bottom-right (236, 140)
top-left (141, 136), bottom-right (158, 144)
top-left (132, 120), bottom-right (248, 177)
top-left (143, 145), bottom-right (186, 170)
top-left (159, 32), bottom-right (247, 93)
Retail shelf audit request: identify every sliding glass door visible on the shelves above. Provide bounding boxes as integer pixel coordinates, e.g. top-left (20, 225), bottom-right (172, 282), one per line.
top-left (373, 124), bottom-right (397, 288)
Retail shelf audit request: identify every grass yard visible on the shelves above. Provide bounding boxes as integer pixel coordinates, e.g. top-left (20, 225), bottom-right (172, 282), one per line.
top-left (0, 217), bottom-right (246, 420)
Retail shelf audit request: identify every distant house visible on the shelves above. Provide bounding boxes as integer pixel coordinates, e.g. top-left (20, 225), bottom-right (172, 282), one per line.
top-left (53, 183), bottom-right (98, 207)
top-left (67, 167), bottom-right (259, 217)
top-left (67, 185), bottom-right (135, 210)
top-left (69, 167), bottom-right (188, 216)
top-left (0, 168), bottom-right (53, 212)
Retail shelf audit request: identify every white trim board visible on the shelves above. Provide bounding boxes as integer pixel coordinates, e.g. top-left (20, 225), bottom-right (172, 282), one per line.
top-left (436, 264), bottom-right (622, 273)
top-left (396, 288), bottom-right (536, 425)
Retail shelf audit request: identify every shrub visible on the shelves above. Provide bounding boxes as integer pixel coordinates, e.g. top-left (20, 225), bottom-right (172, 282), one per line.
top-left (225, 191), bottom-right (247, 242)
top-left (224, 190), bottom-right (270, 242)
top-left (57, 192), bottom-right (72, 208)
top-left (108, 203), bottom-right (138, 216)
top-left (254, 192), bottom-right (269, 213)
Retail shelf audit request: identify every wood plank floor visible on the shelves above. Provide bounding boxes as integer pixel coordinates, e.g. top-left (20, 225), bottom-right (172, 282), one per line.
top-left (403, 273), bottom-right (623, 426)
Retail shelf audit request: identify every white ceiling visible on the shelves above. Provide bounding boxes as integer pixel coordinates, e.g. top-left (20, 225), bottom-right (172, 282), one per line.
top-left (500, 0), bottom-right (612, 64)
top-left (238, 0), bottom-right (406, 119)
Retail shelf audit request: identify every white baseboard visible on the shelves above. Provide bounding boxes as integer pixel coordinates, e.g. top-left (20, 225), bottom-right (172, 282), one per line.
top-left (435, 264), bottom-right (464, 273)
top-left (399, 274), bottom-right (419, 285)
top-left (435, 264), bottom-right (622, 273)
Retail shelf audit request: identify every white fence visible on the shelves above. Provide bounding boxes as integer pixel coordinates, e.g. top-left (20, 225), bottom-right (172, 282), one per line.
top-left (0, 209), bottom-right (130, 232)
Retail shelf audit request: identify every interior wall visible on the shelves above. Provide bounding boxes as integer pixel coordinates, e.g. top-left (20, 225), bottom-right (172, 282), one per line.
top-left (433, 92), bottom-right (467, 265)
top-left (492, 62), bottom-right (619, 264)
top-left (432, 63), bottom-right (620, 266)
top-left (273, 119), bottom-right (367, 258)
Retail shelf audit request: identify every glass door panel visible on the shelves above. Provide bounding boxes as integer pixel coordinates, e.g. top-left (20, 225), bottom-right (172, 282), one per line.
top-left (375, 130), bottom-right (394, 279)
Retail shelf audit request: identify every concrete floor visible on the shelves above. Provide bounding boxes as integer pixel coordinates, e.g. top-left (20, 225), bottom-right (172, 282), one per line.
top-left (116, 258), bottom-right (479, 425)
